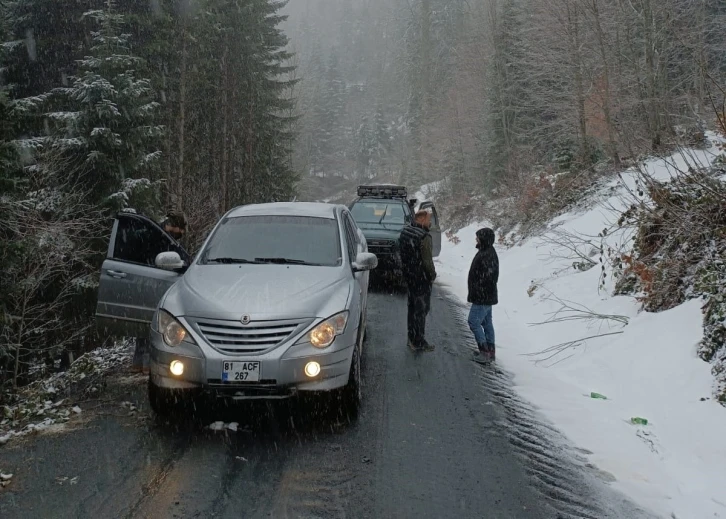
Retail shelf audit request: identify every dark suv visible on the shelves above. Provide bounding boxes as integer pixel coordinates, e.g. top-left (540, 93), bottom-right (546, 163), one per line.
top-left (349, 185), bottom-right (441, 273)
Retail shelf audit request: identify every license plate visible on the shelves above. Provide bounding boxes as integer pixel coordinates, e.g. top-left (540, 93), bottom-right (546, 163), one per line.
top-left (222, 361), bottom-right (260, 382)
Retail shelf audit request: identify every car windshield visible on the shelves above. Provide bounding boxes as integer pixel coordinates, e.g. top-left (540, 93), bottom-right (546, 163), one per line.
top-left (200, 215), bottom-right (342, 267)
top-left (351, 201), bottom-right (407, 226)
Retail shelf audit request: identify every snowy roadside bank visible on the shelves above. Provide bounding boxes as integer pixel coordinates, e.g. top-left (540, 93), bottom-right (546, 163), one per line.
top-left (0, 343), bottom-right (132, 446)
top-left (430, 149), bottom-right (726, 518)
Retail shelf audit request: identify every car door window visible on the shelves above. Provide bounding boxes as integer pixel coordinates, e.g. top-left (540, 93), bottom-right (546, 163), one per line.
top-left (420, 203), bottom-right (440, 229)
top-left (341, 213), bottom-right (357, 262)
top-left (113, 216), bottom-right (186, 267)
top-left (430, 207), bottom-right (440, 229)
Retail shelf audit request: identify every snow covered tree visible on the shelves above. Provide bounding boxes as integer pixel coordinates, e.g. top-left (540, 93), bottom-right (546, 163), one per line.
top-left (483, 0), bottom-right (532, 183)
top-left (40, 3), bottom-right (163, 209)
top-left (314, 51), bottom-right (348, 176)
top-left (373, 103), bottom-right (391, 159)
top-left (354, 113), bottom-right (375, 179)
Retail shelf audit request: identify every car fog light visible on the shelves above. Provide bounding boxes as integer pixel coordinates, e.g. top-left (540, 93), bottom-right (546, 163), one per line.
top-left (304, 361), bottom-right (321, 378)
top-left (169, 360), bottom-right (184, 376)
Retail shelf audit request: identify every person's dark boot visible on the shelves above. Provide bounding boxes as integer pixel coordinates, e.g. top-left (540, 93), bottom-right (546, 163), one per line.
top-left (474, 343), bottom-right (490, 364)
top-left (486, 343), bottom-right (496, 361)
top-left (422, 340), bottom-right (435, 352)
top-left (408, 339), bottom-right (423, 352)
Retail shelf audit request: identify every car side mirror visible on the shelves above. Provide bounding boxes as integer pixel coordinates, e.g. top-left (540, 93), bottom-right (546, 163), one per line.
top-left (155, 251), bottom-right (185, 271)
top-left (352, 252), bottom-right (377, 272)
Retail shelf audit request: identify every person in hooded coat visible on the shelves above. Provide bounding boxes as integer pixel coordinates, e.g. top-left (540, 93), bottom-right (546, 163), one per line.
top-left (467, 227), bottom-right (499, 361)
top-left (399, 210), bottom-right (437, 351)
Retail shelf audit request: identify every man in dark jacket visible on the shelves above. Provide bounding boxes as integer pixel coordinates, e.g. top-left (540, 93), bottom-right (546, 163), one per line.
top-left (467, 227), bottom-right (499, 362)
top-left (161, 209), bottom-right (188, 241)
top-left (399, 210), bottom-right (437, 352)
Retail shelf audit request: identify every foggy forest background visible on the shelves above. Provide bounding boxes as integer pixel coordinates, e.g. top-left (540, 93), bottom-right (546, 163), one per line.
top-left (1, 0), bottom-right (726, 390)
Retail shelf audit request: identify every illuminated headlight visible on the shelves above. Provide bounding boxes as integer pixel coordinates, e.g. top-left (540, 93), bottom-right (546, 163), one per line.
top-left (309, 311), bottom-right (349, 349)
top-left (304, 361), bottom-right (321, 377)
top-left (169, 360), bottom-right (184, 376)
top-left (157, 310), bottom-right (194, 347)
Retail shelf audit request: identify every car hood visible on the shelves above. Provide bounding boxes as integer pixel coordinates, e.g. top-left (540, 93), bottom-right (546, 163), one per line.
top-left (164, 265), bottom-right (351, 321)
top-left (358, 226), bottom-right (402, 241)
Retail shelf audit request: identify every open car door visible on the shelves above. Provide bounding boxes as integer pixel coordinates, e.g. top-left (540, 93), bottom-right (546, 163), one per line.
top-left (95, 213), bottom-right (191, 337)
top-left (419, 201), bottom-right (441, 257)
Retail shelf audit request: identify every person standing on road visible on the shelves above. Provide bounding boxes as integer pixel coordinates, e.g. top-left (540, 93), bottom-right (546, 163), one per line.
top-left (467, 227), bottom-right (499, 362)
top-left (399, 210), bottom-right (437, 352)
top-left (131, 210), bottom-right (188, 373)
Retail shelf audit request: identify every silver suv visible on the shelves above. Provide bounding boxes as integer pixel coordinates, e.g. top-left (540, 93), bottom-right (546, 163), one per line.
top-left (96, 203), bottom-right (377, 416)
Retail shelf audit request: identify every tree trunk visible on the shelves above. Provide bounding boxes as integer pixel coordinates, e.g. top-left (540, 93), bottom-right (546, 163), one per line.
top-left (567, 2), bottom-right (589, 165)
top-left (220, 40), bottom-right (230, 213)
top-left (590, 0), bottom-right (620, 166)
top-left (642, 0), bottom-right (661, 149)
top-left (177, 25), bottom-right (187, 211)
top-left (420, 0), bottom-right (432, 109)
top-left (14, 293), bottom-right (28, 389)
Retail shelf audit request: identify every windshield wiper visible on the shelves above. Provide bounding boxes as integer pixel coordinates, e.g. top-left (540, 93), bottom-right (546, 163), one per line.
top-left (378, 206), bottom-right (389, 224)
top-left (254, 257), bottom-right (324, 266)
top-left (207, 257), bottom-right (262, 264)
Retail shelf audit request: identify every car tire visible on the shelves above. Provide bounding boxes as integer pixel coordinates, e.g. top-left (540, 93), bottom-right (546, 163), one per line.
top-left (148, 379), bottom-right (174, 416)
top-left (148, 379), bottom-right (199, 417)
top-left (337, 343), bottom-right (361, 421)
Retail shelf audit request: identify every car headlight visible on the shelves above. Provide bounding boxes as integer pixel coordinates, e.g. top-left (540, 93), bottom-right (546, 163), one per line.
top-left (157, 310), bottom-right (194, 347)
top-left (309, 311), bottom-right (349, 349)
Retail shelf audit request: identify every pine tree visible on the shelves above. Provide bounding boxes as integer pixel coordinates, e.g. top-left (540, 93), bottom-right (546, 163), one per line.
top-left (484, 0), bottom-right (530, 183)
top-left (373, 103), bottom-right (391, 158)
top-left (41, 3), bottom-right (163, 209)
top-left (355, 113), bottom-right (375, 179)
top-left (0, 4), bottom-right (21, 335)
top-left (219, 0), bottom-right (298, 204)
top-left (320, 51), bottom-right (347, 175)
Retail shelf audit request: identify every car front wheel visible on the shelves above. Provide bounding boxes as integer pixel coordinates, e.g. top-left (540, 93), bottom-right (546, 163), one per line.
top-left (336, 343), bottom-right (361, 421)
top-left (148, 379), bottom-right (174, 416)
top-left (148, 379), bottom-right (198, 417)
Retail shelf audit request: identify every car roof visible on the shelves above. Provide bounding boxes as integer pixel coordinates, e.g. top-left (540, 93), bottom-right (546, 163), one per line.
top-left (226, 202), bottom-right (342, 219)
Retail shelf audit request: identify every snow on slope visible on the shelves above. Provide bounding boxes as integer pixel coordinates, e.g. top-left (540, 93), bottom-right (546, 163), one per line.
top-left (430, 141), bottom-right (726, 519)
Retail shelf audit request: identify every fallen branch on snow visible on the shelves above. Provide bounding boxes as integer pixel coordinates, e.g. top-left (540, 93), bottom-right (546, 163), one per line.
top-left (523, 331), bottom-right (625, 366)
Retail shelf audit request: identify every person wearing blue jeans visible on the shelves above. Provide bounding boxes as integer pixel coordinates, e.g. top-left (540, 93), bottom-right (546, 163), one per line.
top-left (468, 304), bottom-right (495, 349)
top-left (467, 228), bottom-right (499, 362)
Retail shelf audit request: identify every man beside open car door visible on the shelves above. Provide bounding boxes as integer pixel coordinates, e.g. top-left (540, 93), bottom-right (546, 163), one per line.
top-left (130, 210), bottom-right (188, 373)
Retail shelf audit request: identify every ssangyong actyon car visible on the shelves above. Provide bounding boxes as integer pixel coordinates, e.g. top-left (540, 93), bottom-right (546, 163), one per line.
top-left (95, 202), bottom-right (377, 416)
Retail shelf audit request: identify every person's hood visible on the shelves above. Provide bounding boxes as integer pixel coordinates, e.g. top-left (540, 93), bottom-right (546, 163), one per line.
top-left (476, 228), bottom-right (495, 249)
top-left (161, 264), bottom-right (351, 320)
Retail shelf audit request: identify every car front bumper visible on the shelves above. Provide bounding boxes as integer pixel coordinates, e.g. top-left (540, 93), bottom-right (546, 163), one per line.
top-left (149, 329), bottom-right (355, 398)
top-left (367, 249), bottom-right (401, 271)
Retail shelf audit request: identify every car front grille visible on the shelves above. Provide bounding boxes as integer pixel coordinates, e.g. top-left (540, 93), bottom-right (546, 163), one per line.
top-left (191, 317), bottom-right (309, 354)
top-left (368, 239), bottom-right (397, 255)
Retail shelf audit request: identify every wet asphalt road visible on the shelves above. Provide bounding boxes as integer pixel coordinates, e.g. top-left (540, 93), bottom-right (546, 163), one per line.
top-left (0, 285), bottom-right (659, 519)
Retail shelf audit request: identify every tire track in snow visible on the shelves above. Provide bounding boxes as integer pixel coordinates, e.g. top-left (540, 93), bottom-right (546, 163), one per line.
top-left (446, 294), bottom-right (659, 519)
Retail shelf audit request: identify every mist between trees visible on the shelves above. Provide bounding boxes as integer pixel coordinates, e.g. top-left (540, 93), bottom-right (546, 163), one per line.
top-left (286, 0), bottom-right (725, 207)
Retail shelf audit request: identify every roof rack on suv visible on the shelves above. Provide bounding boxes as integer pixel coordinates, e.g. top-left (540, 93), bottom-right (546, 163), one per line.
top-left (357, 184), bottom-right (408, 199)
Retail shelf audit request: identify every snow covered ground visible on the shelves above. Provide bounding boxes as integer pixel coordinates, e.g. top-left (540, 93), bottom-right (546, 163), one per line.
top-left (426, 141), bottom-right (726, 519)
